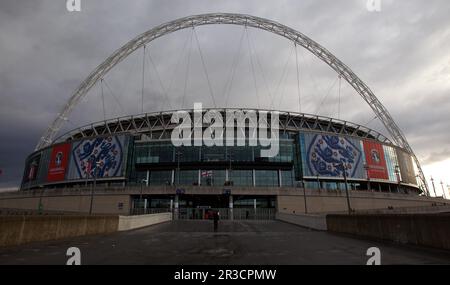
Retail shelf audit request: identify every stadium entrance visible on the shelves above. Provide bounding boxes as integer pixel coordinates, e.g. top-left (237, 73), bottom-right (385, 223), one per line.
top-left (130, 195), bottom-right (276, 220)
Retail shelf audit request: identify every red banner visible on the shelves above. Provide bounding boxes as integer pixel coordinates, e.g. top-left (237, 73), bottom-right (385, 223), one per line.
top-left (47, 143), bottom-right (71, 182)
top-left (363, 140), bottom-right (388, 180)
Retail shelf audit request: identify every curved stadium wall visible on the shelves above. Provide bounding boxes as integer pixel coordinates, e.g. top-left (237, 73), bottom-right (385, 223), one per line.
top-left (21, 109), bottom-right (422, 194)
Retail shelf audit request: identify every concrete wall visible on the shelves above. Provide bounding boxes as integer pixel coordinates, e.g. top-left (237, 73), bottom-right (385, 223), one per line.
top-left (355, 205), bottom-right (450, 215)
top-left (0, 186), bottom-right (447, 216)
top-left (0, 215), bottom-right (119, 247)
top-left (0, 191), bottom-right (131, 215)
top-left (277, 189), bottom-right (448, 214)
top-left (276, 212), bottom-right (327, 231)
top-left (326, 214), bottom-right (450, 250)
top-left (0, 212), bottom-right (172, 247)
top-left (118, 212), bottom-right (172, 231)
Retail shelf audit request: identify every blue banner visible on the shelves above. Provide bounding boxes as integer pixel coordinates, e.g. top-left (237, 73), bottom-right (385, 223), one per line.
top-left (300, 133), bottom-right (364, 179)
top-left (67, 135), bottom-right (129, 180)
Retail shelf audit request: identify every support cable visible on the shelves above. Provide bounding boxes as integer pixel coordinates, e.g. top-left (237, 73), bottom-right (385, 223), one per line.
top-left (245, 27), bottom-right (260, 109)
top-left (224, 27), bottom-right (246, 107)
top-left (295, 43), bottom-right (301, 113)
top-left (147, 52), bottom-right (173, 110)
top-left (182, 29), bottom-right (194, 109)
top-left (364, 115), bottom-right (378, 126)
top-left (298, 49), bottom-right (324, 105)
top-left (141, 45), bottom-right (146, 113)
top-left (338, 74), bottom-right (342, 120)
top-left (193, 27), bottom-right (217, 108)
top-left (315, 76), bottom-right (339, 115)
top-left (100, 78), bottom-right (106, 121)
top-left (113, 51), bottom-right (140, 115)
top-left (164, 29), bottom-right (194, 111)
top-left (246, 29), bottom-right (274, 110)
top-left (103, 79), bottom-right (126, 114)
top-left (273, 45), bottom-right (294, 109)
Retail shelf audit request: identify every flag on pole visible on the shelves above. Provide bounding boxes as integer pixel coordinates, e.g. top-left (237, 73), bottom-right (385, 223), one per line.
top-left (85, 161), bottom-right (92, 178)
top-left (201, 170), bottom-right (213, 177)
top-left (28, 165), bottom-right (36, 180)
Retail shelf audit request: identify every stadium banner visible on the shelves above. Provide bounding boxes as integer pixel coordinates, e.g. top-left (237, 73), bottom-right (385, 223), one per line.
top-left (362, 140), bottom-right (389, 180)
top-left (67, 135), bottom-right (130, 180)
top-left (396, 149), bottom-right (417, 185)
top-left (46, 143), bottom-right (71, 182)
top-left (300, 133), bottom-right (364, 179)
top-left (23, 152), bottom-right (41, 183)
top-left (383, 145), bottom-right (400, 182)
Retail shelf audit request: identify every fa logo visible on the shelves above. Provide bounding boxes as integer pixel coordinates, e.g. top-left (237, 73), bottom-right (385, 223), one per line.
top-left (366, 0), bottom-right (381, 12)
top-left (366, 247), bottom-right (381, 265)
top-left (371, 149), bottom-right (380, 164)
top-left (66, 247), bottom-right (81, 265)
top-left (55, 152), bottom-right (63, 167)
top-left (66, 0), bottom-right (81, 12)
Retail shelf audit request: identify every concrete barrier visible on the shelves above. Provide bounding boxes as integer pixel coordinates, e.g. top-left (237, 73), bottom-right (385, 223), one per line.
top-left (0, 215), bottom-right (119, 247)
top-left (355, 204), bottom-right (450, 215)
top-left (326, 213), bottom-right (450, 250)
top-left (0, 212), bottom-right (173, 247)
top-left (118, 212), bottom-right (172, 231)
top-left (276, 212), bottom-right (327, 231)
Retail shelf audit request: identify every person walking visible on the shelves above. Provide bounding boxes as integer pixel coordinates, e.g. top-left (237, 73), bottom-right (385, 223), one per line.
top-left (213, 210), bottom-right (220, 232)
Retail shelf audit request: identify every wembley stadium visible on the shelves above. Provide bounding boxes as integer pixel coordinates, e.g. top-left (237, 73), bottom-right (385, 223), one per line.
top-left (18, 108), bottom-right (427, 218)
top-left (22, 109), bottom-right (422, 193)
top-left (8, 13), bottom-right (439, 218)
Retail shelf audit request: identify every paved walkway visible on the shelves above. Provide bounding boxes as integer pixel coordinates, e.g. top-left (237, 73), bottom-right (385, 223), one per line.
top-left (0, 220), bottom-right (449, 265)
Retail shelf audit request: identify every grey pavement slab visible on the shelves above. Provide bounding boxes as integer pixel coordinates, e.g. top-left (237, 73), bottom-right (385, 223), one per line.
top-left (0, 220), bottom-right (449, 265)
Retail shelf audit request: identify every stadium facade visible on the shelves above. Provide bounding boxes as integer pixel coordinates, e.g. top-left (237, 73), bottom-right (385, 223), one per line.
top-left (13, 13), bottom-right (434, 217)
top-left (20, 109), bottom-right (423, 215)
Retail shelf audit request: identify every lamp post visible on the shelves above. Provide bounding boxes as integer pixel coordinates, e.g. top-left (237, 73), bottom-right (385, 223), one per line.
top-left (316, 174), bottom-right (321, 190)
top-left (176, 148), bottom-right (183, 185)
top-left (28, 160), bottom-right (37, 190)
top-left (440, 181), bottom-right (447, 200)
top-left (226, 152), bottom-right (233, 185)
top-left (37, 185), bottom-right (44, 214)
top-left (139, 178), bottom-right (148, 214)
top-left (89, 160), bottom-right (101, 215)
top-left (302, 180), bottom-right (308, 214)
top-left (334, 162), bottom-right (352, 214)
top-left (394, 165), bottom-right (400, 193)
top-left (415, 175), bottom-right (423, 195)
top-left (364, 163), bottom-right (371, 192)
top-left (430, 176), bottom-right (437, 197)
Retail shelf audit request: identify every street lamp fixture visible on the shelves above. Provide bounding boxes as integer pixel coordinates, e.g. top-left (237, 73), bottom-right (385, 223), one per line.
top-left (364, 163), bottom-right (371, 192)
top-left (37, 185), bottom-right (44, 214)
top-left (430, 176), bottom-right (437, 197)
top-left (394, 165), bottom-right (401, 193)
top-left (89, 160), bottom-right (101, 215)
top-left (440, 181), bottom-right (447, 200)
top-left (139, 178), bottom-right (148, 214)
top-left (301, 179), bottom-right (308, 214)
top-left (226, 152), bottom-right (233, 185)
top-left (175, 148), bottom-right (183, 185)
top-left (316, 174), bottom-right (321, 190)
top-left (334, 161), bottom-right (352, 215)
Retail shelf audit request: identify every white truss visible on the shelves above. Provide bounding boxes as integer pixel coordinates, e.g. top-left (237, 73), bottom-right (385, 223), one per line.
top-left (51, 109), bottom-right (393, 144)
top-left (35, 13), bottom-right (428, 194)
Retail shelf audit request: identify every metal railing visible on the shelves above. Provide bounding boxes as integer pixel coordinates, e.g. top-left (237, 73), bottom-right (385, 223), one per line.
top-left (130, 208), bottom-right (171, 216)
top-left (176, 208), bottom-right (276, 220)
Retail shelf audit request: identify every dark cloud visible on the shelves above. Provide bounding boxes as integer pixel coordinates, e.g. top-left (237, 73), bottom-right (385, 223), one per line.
top-left (423, 148), bottom-right (450, 165)
top-left (1, 0), bottom-right (450, 187)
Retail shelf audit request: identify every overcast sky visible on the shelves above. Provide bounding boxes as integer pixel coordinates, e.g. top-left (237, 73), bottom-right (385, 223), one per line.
top-left (0, 0), bottom-right (449, 195)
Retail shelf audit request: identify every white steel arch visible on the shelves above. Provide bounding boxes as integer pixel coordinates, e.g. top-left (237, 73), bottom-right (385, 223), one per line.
top-left (36, 13), bottom-right (428, 194)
